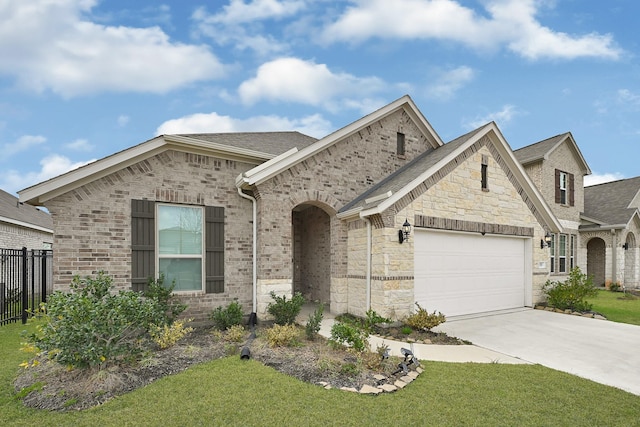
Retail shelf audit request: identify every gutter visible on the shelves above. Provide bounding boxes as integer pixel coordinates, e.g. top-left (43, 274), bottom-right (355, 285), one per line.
top-left (237, 187), bottom-right (258, 314)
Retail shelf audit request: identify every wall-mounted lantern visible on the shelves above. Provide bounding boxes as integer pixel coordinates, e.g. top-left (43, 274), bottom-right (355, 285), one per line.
top-left (623, 243), bottom-right (629, 250)
top-left (399, 219), bottom-right (412, 244)
top-left (540, 231), bottom-right (552, 249)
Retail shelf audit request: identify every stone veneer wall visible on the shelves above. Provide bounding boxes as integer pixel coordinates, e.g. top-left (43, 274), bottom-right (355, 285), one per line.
top-left (346, 141), bottom-right (551, 320)
top-left (44, 150), bottom-right (257, 320)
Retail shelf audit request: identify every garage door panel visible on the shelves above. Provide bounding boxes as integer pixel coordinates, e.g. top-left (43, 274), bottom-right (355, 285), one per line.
top-left (414, 230), bottom-right (526, 317)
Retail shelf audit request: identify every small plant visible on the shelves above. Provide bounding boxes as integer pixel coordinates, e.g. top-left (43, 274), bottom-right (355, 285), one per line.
top-left (543, 267), bottom-right (597, 312)
top-left (405, 302), bottom-right (446, 331)
top-left (363, 309), bottom-right (391, 332)
top-left (150, 319), bottom-right (194, 349)
top-left (339, 362), bottom-right (360, 377)
top-left (266, 324), bottom-right (300, 347)
top-left (401, 326), bottom-right (413, 335)
top-left (305, 303), bottom-right (324, 340)
top-left (609, 282), bottom-right (621, 292)
top-left (225, 324), bottom-right (247, 342)
top-left (267, 291), bottom-right (305, 325)
top-left (329, 321), bottom-right (369, 352)
top-left (209, 300), bottom-right (244, 331)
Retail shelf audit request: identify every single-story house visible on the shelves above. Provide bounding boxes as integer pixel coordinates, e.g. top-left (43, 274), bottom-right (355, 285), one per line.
top-left (19, 95), bottom-right (561, 320)
top-left (0, 189), bottom-right (53, 250)
top-left (580, 177), bottom-right (640, 288)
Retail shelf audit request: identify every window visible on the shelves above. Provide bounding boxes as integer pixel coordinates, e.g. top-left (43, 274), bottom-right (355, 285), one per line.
top-left (157, 204), bottom-right (203, 292)
top-left (481, 155), bottom-right (489, 191)
top-left (550, 234), bottom-right (555, 273)
top-left (131, 200), bottom-right (224, 294)
top-left (396, 132), bottom-right (405, 156)
top-left (570, 235), bottom-right (576, 270)
top-left (555, 169), bottom-right (575, 206)
top-left (558, 234), bottom-right (567, 273)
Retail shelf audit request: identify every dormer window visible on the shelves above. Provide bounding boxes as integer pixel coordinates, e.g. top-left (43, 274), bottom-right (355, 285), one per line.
top-left (555, 169), bottom-right (574, 206)
top-left (396, 132), bottom-right (405, 156)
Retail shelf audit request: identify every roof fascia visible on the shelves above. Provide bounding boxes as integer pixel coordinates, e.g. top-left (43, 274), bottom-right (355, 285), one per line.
top-left (553, 133), bottom-right (592, 175)
top-left (242, 95), bottom-right (444, 187)
top-left (0, 215), bottom-right (53, 234)
top-left (361, 123), bottom-right (562, 233)
top-left (20, 134), bottom-right (274, 206)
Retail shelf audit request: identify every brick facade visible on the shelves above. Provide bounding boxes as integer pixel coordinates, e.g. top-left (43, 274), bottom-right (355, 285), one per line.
top-left (0, 222), bottom-right (52, 250)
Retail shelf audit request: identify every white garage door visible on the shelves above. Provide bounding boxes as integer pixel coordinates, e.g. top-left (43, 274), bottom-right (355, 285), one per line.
top-left (414, 230), bottom-right (527, 317)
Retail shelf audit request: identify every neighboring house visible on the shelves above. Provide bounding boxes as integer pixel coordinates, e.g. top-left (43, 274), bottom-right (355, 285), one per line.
top-left (0, 189), bottom-right (53, 249)
top-left (513, 133), bottom-right (592, 282)
top-left (19, 96), bottom-right (561, 320)
top-left (580, 177), bottom-right (640, 288)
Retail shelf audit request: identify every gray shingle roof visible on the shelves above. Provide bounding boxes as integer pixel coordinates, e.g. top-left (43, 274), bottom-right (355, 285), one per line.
top-left (340, 125), bottom-right (488, 213)
top-left (583, 176), bottom-right (640, 226)
top-left (513, 133), bottom-right (569, 165)
top-left (0, 189), bottom-right (52, 230)
top-left (178, 132), bottom-right (318, 156)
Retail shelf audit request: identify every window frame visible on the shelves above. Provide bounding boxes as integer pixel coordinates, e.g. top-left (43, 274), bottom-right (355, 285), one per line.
top-left (558, 234), bottom-right (568, 273)
top-left (570, 234), bottom-right (576, 270)
top-left (550, 234), bottom-right (555, 273)
top-left (481, 155), bottom-right (489, 191)
top-left (156, 203), bottom-right (205, 293)
top-left (396, 132), bottom-right (405, 156)
top-left (559, 172), bottom-right (568, 205)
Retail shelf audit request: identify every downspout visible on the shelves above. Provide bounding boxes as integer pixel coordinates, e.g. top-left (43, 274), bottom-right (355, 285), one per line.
top-left (237, 187), bottom-right (257, 314)
top-left (363, 216), bottom-right (372, 312)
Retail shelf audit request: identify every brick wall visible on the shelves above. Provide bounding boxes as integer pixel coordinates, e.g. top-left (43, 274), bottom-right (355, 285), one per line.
top-left (44, 150), bottom-right (257, 319)
top-left (0, 222), bottom-right (52, 249)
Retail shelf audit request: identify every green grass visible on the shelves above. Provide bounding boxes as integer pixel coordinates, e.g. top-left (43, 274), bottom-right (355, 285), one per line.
top-left (588, 289), bottom-right (640, 325)
top-left (1, 322), bottom-right (640, 426)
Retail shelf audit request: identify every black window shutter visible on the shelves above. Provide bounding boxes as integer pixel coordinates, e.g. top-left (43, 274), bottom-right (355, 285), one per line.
top-left (205, 206), bottom-right (224, 293)
top-left (131, 199), bottom-right (155, 292)
top-left (554, 169), bottom-right (561, 204)
top-left (569, 173), bottom-right (575, 206)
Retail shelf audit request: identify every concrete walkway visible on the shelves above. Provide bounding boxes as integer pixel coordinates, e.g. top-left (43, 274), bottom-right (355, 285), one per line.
top-left (300, 307), bottom-right (529, 365)
top-left (435, 308), bottom-right (640, 396)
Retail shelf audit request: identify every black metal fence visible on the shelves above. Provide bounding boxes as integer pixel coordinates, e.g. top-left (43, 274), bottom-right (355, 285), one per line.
top-left (0, 248), bottom-right (53, 325)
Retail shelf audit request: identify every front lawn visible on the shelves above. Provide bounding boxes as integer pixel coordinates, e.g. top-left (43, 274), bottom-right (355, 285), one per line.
top-left (588, 289), bottom-right (640, 325)
top-left (1, 323), bottom-right (639, 426)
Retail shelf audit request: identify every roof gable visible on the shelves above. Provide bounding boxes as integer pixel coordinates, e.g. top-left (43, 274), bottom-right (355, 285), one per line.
top-left (237, 95), bottom-right (444, 187)
top-left (514, 132), bottom-right (591, 175)
top-left (19, 132), bottom-right (315, 205)
top-left (339, 122), bottom-right (562, 233)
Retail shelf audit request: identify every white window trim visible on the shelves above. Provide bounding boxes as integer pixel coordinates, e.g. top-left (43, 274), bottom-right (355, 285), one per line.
top-left (558, 234), bottom-right (568, 273)
top-left (559, 172), bottom-right (568, 205)
top-left (156, 203), bottom-right (205, 293)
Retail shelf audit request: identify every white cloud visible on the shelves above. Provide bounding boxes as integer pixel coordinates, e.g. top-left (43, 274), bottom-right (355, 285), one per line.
top-left (426, 66), bottom-right (475, 100)
top-left (2, 135), bottom-right (46, 157)
top-left (191, 1), bottom-right (303, 55)
top-left (0, 0), bottom-right (225, 97)
top-left (584, 172), bottom-right (625, 187)
top-left (2, 154), bottom-right (96, 195)
top-left (64, 138), bottom-right (94, 151)
top-left (238, 57), bottom-right (385, 112)
top-left (466, 105), bottom-right (519, 129)
top-left (155, 111), bottom-right (332, 139)
top-left (117, 115), bottom-right (130, 127)
top-left (323, 0), bottom-right (621, 60)
top-left (617, 89), bottom-right (640, 105)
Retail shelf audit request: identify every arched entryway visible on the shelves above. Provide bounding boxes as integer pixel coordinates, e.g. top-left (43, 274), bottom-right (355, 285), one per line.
top-left (292, 203), bottom-right (331, 304)
top-left (587, 237), bottom-right (606, 287)
top-left (624, 233), bottom-right (637, 287)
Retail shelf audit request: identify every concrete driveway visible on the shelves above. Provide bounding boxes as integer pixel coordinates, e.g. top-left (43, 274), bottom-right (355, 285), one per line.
top-left (436, 309), bottom-right (640, 396)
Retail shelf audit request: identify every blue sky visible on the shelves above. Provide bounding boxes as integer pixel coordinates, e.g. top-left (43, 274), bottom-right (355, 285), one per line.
top-left (1, 0), bottom-right (638, 198)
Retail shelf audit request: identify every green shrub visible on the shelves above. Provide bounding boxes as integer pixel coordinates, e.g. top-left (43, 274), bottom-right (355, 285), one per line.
top-left (405, 302), bottom-right (446, 331)
top-left (543, 267), bottom-right (597, 312)
top-left (210, 301), bottom-right (244, 330)
top-left (305, 303), bottom-right (324, 340)
top-left (363, 309), bottom-right (391, 332)
top-left (266, 324), bottom-right (300, 347)
top-left (267, 291), bottom-right (305, 325)
top-left (329, 321), bottom-right (369, 352)
top-left (144, 274), bottom-right (187, 325)
top-left (26, 271), bottom-right (182, 368)
top-left (401, 326), bottom-right (413, 335)
top-left (609, 282), bottom-right (621, 292)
